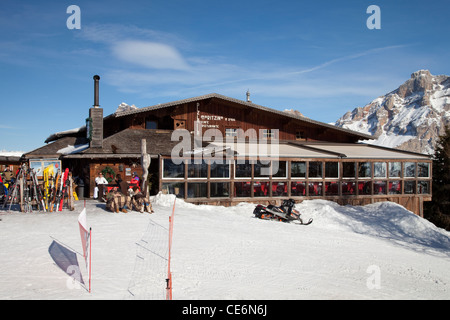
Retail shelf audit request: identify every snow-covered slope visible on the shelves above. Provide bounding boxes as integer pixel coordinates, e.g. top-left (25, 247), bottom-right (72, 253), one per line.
top-left (335, 70), bottom-right (450, 154)
top-left (1, 194), bottom-right (449, 300)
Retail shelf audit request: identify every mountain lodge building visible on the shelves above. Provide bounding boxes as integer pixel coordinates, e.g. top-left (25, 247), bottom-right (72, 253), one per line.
top-left (24, 77), bottom-right (432, 217)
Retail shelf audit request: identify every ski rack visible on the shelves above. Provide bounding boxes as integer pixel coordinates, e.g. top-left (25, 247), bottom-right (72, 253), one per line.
top-left (2, 164), bottom-right (45, 212)
top-left (1, 164), bottom-right (74, 212)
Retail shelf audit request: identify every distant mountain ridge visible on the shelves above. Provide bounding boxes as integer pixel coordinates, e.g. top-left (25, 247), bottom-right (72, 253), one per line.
top-left (334, 70), bottom-right (450, 154)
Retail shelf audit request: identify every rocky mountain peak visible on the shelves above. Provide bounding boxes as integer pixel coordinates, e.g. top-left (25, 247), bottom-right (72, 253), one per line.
top-left (335, 70), bottom-right (450, 154)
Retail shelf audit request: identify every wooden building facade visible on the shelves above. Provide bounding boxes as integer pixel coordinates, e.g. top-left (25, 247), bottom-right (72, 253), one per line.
top-left (24, 90), bottom-right (432, 216)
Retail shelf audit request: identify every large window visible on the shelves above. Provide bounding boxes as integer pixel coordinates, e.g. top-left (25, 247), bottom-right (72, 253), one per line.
top-left (417, 181), bottom-right (430, 194)
top-left (404, 181), bottom-right (416, 194)
top-left (210, 182), bottom-right (230, 197)
top-left (374, 162), bottom-right (387, 178)
top-left (254, 181), bottom-right (270, 197)
top-left (272, 182), bottom-right (288, 196)
top-left (163, 159), bottom-right (185, 178)
top-left (188, 160), bottom-right (208, 178)
top-left (358, 162), bottom-right (371, 178)
top-left (235, 160), bottom-right (252, 178)
top-left (254, 160), bottom-right (271, 178)
top-left (309, 162), bottom-right (322, 178)
top-left (291, 181), bottom-right (306, 196)
top-left (309, 182), bottom-right (322, 196)
top-left (210, 161), bottom-right (230, 178)
top-left (188, 182), bottom-right (207, 198)
top-left (161, 182), bottom-right (185, 198)
top-left (161, 158), bottom-right (431, 201)
top-left (389, 181), bottom-right (402, 194)
top-left (342, 162), bottom-right (356, 178)
top-left (342, 181), bottom-right (356, 195)
top-left (373, 181), bottom-right (387, 195)
top-left (291, 161), bottom-right (306, 178)
top-left (234, 181), bottom-right (251, 197)
top-left (389, 162), bottom-right (401, 177)
top-left (358, 181), bottom-right (371, 195)
top-left (325, 162), bottom-right (339, 178)
top-left (404, 162), bottom-right (416, 178)
top-left (272, 161), bottom-right (287, 178)
top-left (418, 163), bottom-right (430, 178)
top-left (325, 181), bottom-right (339, 196)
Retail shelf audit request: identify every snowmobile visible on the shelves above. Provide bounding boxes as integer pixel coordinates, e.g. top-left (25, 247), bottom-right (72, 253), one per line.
top-left (253, 198), bottom-right (313, 225)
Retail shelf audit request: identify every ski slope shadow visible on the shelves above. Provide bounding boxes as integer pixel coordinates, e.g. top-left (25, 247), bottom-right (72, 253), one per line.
top-left (125, 218), bottom-right (169, 300)
top-left (48, 239), bottom-right (85, 287)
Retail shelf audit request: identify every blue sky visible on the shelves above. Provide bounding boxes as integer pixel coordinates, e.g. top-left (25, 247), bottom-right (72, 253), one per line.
top-left (1, 0), bottom-right (449, 152)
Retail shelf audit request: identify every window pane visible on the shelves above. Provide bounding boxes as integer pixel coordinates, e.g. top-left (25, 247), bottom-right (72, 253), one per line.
top-left (373, 181), bottom-right (387, 194)
top-left (161, 182), bottom-right (185, 198)
top-left (225, 128), bottom-right (238, 137)
top-left (374, 162), bottom-right (387, 178)
top-left (210, 161), bottom-right (230, 178)
top-left (146, 120), bottom-right (157, 129)
top-left (404, 162), bottom-right (416, 178)
top-left (388, 181), bottom-right (402, 194)
top-left (358, 162), bottom-right (371, 178)
top-left (254, 160), bottom-right (271, 178)
top-left (188, 160), bottom-right (208, 178)
top-left (342, 181), bottom-right (356, 195)
top-left (210, 182), bottom-right (230, 197)
top-left (343, 162), bottom-right (356, 178)
top-left (272, 161), bottom-right (287, 178)
top-left (417, 181), bottom-right (430, 194)
top-left (163, 159), bottom-right (184, 178)
top-left (325, 162), bottom-right (339, 178)
top-left (235, 160), bottom-right (252, 178)
top-left (291, 161), bottom-right (306, 178)
top-left (389, 162), bottom-right (401, 177)
top-left (254, 181), bottom-right (270, 197)
top-left (308, 182), bottom-right (323, 196)
top-left (325, 181), bottom-right (339, 196)
top-left (418, 163), bottom-right (430, 177)
top-left (404, 181), bottom-right (416, 194)
top-left (188, 182), bottom-right (207, 198)
top-left (309, 162), bottom-right (322, 178)
top-left (272, 182), bottom-right (288, 196)
top-left (291, 181), bottom-right (306, 196)
top-left (234, 181), bottom-right (251, 197)
top-left (358, 181), bottom-right (372, 195)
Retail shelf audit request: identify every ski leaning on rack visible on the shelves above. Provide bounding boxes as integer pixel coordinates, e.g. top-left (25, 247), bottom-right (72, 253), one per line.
top-left (58, 168), bottom-right (69, 211)
top-left (30, 169), bottom-right (46, 212)
top-left (253, 199), bottom-right (313, 225)
top-left (49, 170), bottom-right (61, 212)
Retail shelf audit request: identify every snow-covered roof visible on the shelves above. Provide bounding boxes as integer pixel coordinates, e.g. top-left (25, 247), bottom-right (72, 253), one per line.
top-left (210, 141), bottom-right (431, 160)
top-left (44, 126), bottom-right (86, 143)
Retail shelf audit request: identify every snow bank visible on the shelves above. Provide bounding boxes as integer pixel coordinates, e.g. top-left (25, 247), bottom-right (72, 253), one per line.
top-left (297, 199), bottom-right (450, 256)
top-left (1, 195), bottom-right (449, 300)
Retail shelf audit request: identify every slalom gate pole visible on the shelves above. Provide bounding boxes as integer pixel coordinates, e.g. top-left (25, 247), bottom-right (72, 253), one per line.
top-left (166, 197), bottom-right (176, 300)
top-left (89, 227), bottom-right (92, 293)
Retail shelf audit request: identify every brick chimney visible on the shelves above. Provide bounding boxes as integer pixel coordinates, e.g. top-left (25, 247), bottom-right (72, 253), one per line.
top-left (88, 75), bottom-right (103, 148)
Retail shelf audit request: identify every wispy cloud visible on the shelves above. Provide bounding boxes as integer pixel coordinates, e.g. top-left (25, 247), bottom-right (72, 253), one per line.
top-left (78, 22), bottom-right (411, 108)
top-left (112, 40), bottom-right (190, 71)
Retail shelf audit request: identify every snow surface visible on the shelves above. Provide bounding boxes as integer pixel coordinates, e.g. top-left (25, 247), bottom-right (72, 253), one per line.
top-left (1, 194), bottom-right (449, 300)
top-left (57, 143), bottom-right (89, 155)
top-left (0, 151), bottom-right (24, 157)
